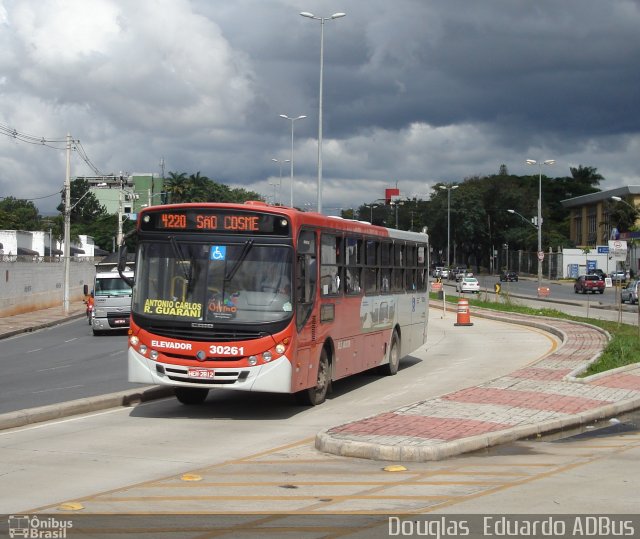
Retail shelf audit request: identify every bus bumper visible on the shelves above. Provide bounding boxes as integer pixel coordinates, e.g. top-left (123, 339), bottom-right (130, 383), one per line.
top-left (128, 348), bottom-right (293, 393)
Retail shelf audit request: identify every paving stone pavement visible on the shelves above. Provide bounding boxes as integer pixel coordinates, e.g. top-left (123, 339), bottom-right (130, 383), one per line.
top-left (315, 307), bottom-right (640, 461)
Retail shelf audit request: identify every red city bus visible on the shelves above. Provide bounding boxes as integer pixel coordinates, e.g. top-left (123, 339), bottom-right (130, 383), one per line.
top-left (124, 201), bottom-right (429, 406)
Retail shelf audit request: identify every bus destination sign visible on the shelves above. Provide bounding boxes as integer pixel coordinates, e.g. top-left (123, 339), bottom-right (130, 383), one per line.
top-left (140, 209), bottom-right (290, 235)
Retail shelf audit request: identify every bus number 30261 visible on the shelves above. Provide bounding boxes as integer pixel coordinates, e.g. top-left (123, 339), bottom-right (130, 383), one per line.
top-left (210, 345), bottom-right (245, 356)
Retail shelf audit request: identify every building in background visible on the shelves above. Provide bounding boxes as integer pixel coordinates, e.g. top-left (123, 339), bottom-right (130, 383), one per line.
top-left (79, 173), bottom-right (165, 216)
top-left (562, 186), bottom-right (640, 275)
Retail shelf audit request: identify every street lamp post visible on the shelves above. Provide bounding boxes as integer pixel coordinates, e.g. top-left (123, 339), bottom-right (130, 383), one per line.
top-left (391, 200), bottom-right (405, 229)
top-left (438, 184), bottom-right (458, 268)
top-left (610, 195), bottom-right (639, 334)
top-left (279, 114), bottom-right (306, 207)
top-left (526, 159), bottom-right (555, 294)
top-left (271, 158), bottom-right (290, 205)
top-left (507, 209), bottom-right (538, 229)
top-left (610, 195), bottom-right (636, 211)
top-left (364, 203), bottom-right (378, 222)
top-left (300, 11), bottom-right (346, 214)
top-left (507, 208), bottom-right (538, 272)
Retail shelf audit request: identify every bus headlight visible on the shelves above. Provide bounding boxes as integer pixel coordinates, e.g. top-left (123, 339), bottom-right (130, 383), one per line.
top-left (262, 351), bottom-right (272, 362)
top-left (149, 350), bottom-right (159, 360)
top-left (139, 344), bottom-right (148, 355)
top-left (248, 355), bottom-right (258, 366)
top-left (130, 336), bottom-right (139, 346)
top-left (275, 343), bottom-right (286, 355)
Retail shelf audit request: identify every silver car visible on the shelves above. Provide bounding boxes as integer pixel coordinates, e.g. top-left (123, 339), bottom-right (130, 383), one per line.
top-left (621, 280), bottom-right (639, 304)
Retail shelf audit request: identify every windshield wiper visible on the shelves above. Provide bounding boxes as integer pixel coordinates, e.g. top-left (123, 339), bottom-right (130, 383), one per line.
top-left (225, 239), bottom-right (254, 282)
top-left (169, 236), bottom-right (192, 284)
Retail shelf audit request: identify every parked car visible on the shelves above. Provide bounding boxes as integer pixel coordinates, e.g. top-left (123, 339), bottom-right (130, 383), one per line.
top-left (452, 267), bottom-right (468, 282)
top-left (588, 269), bottom-right (607, 279)
top-left (621, 280), bottom-right (640, 304)
top-left (499, 271), bottom-right (519, 282)
top-left (432, 266), bottom-right (444, 278)
top-left (449, 267), bottom-right (462, 281)
top-left (440, 268), bottom-right (450, 279)
top-left (610, 270), bottom-right (627, 283)
top-left (574, 274), bottom-right (605, 294)
top-left (457, 276), bottom-right (480, 294)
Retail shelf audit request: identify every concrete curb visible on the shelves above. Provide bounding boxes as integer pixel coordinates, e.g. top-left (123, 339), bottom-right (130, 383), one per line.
top-left (0, 385), bottom-right (174, 430)
top-left (315, 395), bottom-right (640, 462)
top-left (0, 313), bottom-right (86, 340)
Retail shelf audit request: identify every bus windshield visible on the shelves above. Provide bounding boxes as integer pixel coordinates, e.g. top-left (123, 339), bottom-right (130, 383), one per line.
top-left (132, 241), bottom-right (293, 325)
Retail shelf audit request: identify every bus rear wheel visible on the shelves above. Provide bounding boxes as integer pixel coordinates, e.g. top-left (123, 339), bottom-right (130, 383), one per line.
top-left (175, 387), bottom-right (209, 405)
top-left (295, 348), bottom-right (330, 406)
top-left (378, 331), bottom-right (400, 376)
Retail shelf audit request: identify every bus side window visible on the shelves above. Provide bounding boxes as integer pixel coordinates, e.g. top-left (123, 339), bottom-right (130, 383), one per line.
top-left (296, 229), bottom-right (317, 330)
top-left (296, 254), bottom-right (316, 329)
top-left (364, 239), bottom-right (378, 295)
top-left (320, 233), bottom-right (342, 296)
top-left (345, 236), bottom-right (362, 295)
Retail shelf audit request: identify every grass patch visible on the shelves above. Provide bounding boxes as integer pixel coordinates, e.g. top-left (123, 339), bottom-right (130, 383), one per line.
top-left (430, 291), bottom-right (640, 376)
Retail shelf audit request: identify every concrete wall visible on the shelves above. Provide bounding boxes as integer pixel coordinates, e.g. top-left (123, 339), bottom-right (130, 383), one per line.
top-left (0, 259), bottom-right (96, 317)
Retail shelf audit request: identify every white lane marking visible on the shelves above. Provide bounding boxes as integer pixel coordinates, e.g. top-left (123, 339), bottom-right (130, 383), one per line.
top-left (32, 385), bottom-right (83, 394)
top-left (27, 348), bottom-right (43, 353)
top-left (37, 365), bottom-right (72, 373)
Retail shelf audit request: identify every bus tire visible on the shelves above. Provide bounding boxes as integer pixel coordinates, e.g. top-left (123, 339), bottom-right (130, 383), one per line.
top-left (378, 331), bottom-right (400, 376)
top-left (295, 348), bottom-right (330, 406)
top-left (175, 387), bottom-right (209, 405)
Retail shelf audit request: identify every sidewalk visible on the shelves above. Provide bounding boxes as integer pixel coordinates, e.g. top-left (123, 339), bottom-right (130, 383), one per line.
top-left (316, 306), bottom-right (640, 461)
top-left (0, 302), bottom-right (86, 340)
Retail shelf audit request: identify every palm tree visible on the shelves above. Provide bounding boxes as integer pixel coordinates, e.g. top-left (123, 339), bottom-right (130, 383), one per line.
top-left (186, 171), bottom-right (211, 202)
top-left (164, 172), bottom-right (188, 203)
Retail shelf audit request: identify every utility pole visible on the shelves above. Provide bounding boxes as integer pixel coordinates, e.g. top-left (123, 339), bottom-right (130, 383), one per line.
top-left (117, 174), bottom-right (125, 247)
top-left (63, 133), bottom-right (71, 314)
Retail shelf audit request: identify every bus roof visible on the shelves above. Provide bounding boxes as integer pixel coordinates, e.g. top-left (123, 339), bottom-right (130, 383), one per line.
top-left (137, 200), bottom-right (428, 243)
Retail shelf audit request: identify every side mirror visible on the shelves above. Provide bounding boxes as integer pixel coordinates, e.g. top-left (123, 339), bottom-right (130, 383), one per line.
top-left (118, 243), bottom-right (135, 287)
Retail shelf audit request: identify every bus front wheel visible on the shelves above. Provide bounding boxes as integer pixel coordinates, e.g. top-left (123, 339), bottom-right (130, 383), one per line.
top-left (295, 348), bottom-right (330, 406)
top-left (378, 331), bottom-right (400, 376)
top-left (175, 387), bottom-right (209, 405)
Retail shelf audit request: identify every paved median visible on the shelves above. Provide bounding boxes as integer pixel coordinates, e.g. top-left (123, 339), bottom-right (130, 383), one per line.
top-left (316, 307), bottom-right (640, 461)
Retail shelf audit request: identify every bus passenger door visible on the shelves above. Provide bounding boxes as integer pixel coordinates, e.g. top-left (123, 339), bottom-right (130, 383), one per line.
top-left (293, 230), bottom-right (319, 390)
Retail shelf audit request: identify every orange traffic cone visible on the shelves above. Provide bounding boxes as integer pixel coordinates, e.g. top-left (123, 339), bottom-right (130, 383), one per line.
top-left (454, 298), bottom-right (473, 326)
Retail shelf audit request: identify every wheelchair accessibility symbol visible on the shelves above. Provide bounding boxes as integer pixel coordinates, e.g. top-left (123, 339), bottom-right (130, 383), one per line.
top-left (210, 246), bottom-right (226, 261)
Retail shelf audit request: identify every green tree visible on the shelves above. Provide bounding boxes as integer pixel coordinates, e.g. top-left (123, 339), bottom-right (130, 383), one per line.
top-left (570, 165), bottom-right (604, 188)
top-left (164, 171), bottom-right (262, 204)
top-left (185, 171), bottom-right (211, 201)
top-left (56, 178), bottom-right (106, 225)
top-left (164, 171), bottom-right (188, 203)
top-left (0, 197), bottom-right (42, 230)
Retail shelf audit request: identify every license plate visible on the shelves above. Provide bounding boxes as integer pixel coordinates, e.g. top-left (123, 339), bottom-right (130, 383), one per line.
top-left (188, 367), bottom-right (215, 379)
top-left (113, 318), bottom-right (127, 325)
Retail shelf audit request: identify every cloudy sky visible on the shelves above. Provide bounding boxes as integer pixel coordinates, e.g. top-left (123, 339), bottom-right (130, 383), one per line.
top-left (1, 0), bottom-right (639, 215)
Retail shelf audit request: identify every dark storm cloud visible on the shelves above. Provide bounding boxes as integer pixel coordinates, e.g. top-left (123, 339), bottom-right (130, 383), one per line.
top-left (0, 0), bottom-right (639, 214)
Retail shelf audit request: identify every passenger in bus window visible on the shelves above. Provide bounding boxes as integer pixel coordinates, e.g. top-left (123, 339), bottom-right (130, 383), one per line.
top-left (381, 270), bottom-right (390, 292)
top-left (346, 268), bottom-right (360, 293)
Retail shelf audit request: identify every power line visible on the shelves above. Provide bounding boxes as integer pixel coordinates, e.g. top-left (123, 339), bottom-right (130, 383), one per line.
top-left (0, 122), bottom-right (104, 174)
top-left (0, 189), bottom-right (62, 202)
top-left (0, 122), bottom-right (68, 148)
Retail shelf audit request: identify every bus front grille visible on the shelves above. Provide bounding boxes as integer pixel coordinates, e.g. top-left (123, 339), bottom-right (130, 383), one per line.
top-left (146, 325), bottom-right (265, 342)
